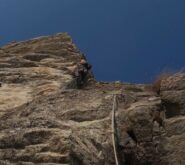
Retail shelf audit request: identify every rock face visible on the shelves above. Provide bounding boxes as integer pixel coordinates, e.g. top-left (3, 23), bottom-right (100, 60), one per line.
top-left (0, 33), bottom-right (82, 116)
top-left (0, 33), bottom-right (184, 165)
top-left (161, 73), bottom-right (185, 117)
top-left (158, 73), bottom-right (185, 165)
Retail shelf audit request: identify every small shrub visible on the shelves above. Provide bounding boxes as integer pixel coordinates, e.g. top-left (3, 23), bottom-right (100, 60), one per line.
top-left (152, 72), bottom-right (173, 94)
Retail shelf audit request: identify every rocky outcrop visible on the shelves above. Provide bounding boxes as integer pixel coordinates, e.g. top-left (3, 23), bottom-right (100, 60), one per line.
top-left (0, 33), bottom-right (85, 116)
top-left (157, 73), bottom-right (185, 165)
top-left (0, 33), bottom-right (184, 165)
top-left (161, 73), bottom-right (185, 117)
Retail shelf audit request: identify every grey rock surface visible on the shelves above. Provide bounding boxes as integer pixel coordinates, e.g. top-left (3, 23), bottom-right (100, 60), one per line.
top-left (158, 74), bottom-right (185, 165)
top-left (0, 34), bottom-right (184, 165)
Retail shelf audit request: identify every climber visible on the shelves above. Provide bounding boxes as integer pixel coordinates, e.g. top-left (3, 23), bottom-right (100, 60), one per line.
top-left (73, 59), bottom-right (92, 88)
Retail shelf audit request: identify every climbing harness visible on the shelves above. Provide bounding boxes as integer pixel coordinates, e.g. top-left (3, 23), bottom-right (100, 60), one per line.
top-left (111, 95), bottom-right (120, 165)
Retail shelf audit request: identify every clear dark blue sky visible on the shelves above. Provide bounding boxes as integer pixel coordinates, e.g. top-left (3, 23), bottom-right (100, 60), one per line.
top-left (0, 0), bottom-right (185, 83)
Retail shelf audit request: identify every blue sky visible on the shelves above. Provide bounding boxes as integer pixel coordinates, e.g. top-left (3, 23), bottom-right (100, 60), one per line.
top-left (0, 0), bottom-right (185, 83)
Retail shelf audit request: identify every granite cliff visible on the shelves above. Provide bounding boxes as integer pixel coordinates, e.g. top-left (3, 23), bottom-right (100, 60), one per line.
top-left (0, 33), bottom-right (184, 165)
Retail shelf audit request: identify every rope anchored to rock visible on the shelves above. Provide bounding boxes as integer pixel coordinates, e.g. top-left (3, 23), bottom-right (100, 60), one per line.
top-left (111, 95), bottom-right (121, 165)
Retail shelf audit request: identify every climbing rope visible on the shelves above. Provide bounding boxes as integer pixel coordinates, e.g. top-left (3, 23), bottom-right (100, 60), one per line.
top-left (111, 95), bottom-right (120, 165)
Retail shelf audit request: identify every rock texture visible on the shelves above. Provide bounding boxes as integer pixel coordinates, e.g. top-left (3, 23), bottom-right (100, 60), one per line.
top-left (0, 33), bottom-right (184, 165)
top-left (0, 33), bottom-right (83, 116)
top-left (158, 73), bottom-right (185, 165)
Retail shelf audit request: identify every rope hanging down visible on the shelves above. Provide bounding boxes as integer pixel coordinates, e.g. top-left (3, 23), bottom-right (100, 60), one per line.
top-left (111, 95), bottom-right (120, 165)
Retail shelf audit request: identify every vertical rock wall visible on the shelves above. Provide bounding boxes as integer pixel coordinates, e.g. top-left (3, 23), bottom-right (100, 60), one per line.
top-left (0, 34), bottom-right (184, 165)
